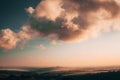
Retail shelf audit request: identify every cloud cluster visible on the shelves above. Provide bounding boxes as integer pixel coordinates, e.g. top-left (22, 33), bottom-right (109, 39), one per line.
top-left (28, 0), bottom-right (120, 42)
top-left (1, 0), bottom-right (120, 50)
top-left (0, 25), bottom-right (38, 50)
top-left (0, 29), bottom-right (19, 50)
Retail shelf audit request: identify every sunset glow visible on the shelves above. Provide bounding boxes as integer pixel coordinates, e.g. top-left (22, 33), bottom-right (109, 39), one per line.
top-left (0, 0), bottom-right (120, 67)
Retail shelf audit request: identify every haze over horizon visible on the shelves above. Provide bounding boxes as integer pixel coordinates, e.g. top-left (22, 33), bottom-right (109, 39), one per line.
top-left (0, 0), bottom-right (120, 67)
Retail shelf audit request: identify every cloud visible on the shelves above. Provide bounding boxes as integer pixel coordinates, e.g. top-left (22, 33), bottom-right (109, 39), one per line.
top-left (34, 0), bottom-right (63, 21)
top-left (17, 25), bottom-right (37, 49)
top-left (0, 25), bottom-right (39, 50)
top-left (1, 0), bottom-right (120, 50)
top-left (28, 0), bottom-right (120, 42)
top-left (0, 29), bottom-right (19, 50)
top-left (40, 44), bottom-right (46, 50)
top-left (26, 7), bottom-right (35, 14)
top-left (50, 40), bottom-right (57, 45)
top-left (17, 25), bottom-right (39, 41)
top-left (38, 44), bottom-right (46, 50)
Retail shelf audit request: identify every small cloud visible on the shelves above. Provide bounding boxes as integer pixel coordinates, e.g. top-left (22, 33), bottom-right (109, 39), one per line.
top-left (36, 44), bottom-right (46, 50)
top-left (26, 7), bottom-right (35, 14)
top-left (50, 40), bottom-right (57, 45)
top-left (39, 44), bottom-right (46, 50)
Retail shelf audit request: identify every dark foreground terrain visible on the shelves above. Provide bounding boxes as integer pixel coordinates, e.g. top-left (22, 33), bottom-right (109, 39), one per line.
top-left (0, 67), bottom-right (120, 80)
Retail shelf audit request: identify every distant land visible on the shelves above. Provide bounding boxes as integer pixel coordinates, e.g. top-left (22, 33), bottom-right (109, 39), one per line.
top-left (0, 66), bottom-right (120, 80)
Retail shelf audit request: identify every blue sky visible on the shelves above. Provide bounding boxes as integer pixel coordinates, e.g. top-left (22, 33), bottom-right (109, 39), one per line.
top-left (0, 0), bottom-right (40, 30)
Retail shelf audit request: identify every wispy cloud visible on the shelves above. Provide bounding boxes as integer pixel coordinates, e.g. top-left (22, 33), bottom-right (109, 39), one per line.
top-left (34, 44), bottom-right (46, 50)
top-left (50, 40), bottom-right (57, 45)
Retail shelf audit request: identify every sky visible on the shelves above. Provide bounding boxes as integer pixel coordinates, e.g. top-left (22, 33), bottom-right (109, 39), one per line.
top-left (0, 0), bottom-right (120, 67)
